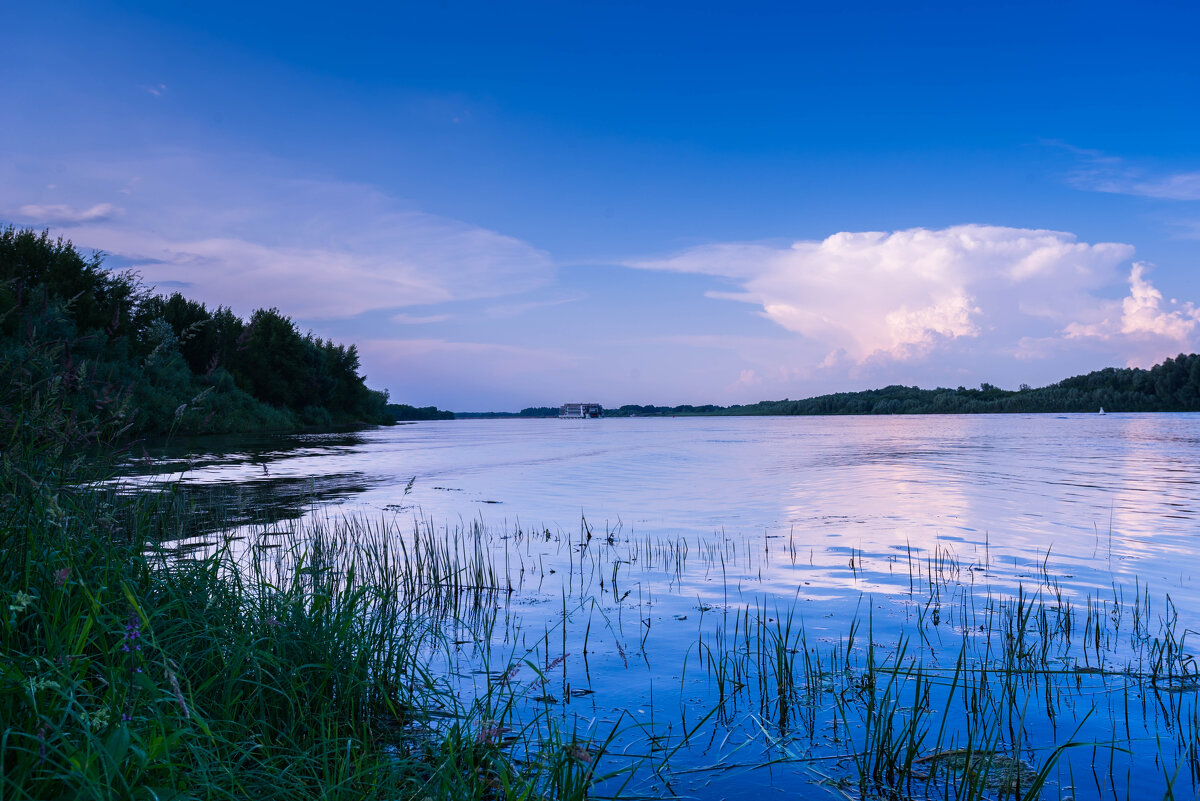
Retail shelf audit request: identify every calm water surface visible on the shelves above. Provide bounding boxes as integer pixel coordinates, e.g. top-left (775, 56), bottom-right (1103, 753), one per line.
top-left (132, 413), bottom-right (1200, 599)
top-left (123, 414), bottom-right (1200, 799)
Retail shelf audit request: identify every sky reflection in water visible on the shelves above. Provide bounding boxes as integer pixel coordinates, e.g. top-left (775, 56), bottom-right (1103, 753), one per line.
top-left (125, 413), bottom-right (1200, 604)
top-left (121, 414), bottom-right (1200, 798)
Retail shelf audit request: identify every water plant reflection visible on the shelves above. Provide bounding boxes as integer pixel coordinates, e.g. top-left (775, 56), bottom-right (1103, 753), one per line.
top-left (160, 512), bottom-right (1200, 800)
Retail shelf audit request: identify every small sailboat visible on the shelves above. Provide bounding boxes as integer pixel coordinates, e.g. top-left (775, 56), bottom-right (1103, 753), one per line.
top-left (1098, 407), bottom-right (1107, 415)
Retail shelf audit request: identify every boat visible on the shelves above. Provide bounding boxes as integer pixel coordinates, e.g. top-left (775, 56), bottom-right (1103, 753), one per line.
top-left (559, 403), bottom-right (603, 419)
top-left (1098, 407), bottom-right (1107, 415)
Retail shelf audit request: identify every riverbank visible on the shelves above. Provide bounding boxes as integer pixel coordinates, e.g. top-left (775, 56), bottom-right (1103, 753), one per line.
top-left (0, 454), bottom-right (606, 800)
top-left (11, 409), bottom-right (1200, 799)
top-left (22, 485), bottom-right (1196, 800)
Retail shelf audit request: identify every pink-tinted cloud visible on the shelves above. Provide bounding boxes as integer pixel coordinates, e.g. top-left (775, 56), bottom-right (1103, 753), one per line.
top-left (3, 153), bottom-right (554, 319)
top-left (1063, 262), bottom-right (1200, 367)
top-left (631, 225), bottom-right (1136, 365)
top-left (16, 202), bottom-right (120, 224)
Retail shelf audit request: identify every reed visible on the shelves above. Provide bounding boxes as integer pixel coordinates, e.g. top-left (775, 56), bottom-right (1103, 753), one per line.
top-left (10, 404), bottom-right (1198, 800)
top-left (0, 466), bottom-right (629, 800)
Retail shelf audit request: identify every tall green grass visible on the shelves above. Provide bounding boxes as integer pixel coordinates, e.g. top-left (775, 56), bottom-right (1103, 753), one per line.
top-left (0, 334), bottom-right (618, 800)
top-left (1, 486), bottom-right (625, 800)
top-left (7, 320), bottom-right (1196, 800)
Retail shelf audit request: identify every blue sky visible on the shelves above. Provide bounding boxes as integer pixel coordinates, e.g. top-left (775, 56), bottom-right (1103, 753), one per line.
top-left (4, 1), bottom-right (1200, 410)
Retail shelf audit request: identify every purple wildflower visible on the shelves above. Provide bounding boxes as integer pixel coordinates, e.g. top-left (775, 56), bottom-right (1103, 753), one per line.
top-left (121, 616), bottom-right (142, 652)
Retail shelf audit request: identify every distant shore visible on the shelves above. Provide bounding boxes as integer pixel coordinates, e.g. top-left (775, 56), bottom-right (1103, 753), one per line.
top-left (455, 353), bottom-right (1200, 418)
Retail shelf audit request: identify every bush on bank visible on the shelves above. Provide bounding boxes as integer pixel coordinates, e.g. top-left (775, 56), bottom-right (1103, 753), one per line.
top-left (1, 226), bottom-right (392, 440)
top-left (0, 311), bottom-right (601, 800)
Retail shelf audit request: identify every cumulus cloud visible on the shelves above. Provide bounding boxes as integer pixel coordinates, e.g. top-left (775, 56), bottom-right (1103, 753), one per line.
top-left (1121, 263), bottom-right (1199, 339)
top-left (630, 225), bottom-right (1136, 365)
top-left (16, 202), bottom-right (120, 224)
top-left (1, 154), bottom-right (553, 319)
top-left (734, 369), bottom-right (762, 387)
top-left (1063, 262), bottom-right (1199, 366)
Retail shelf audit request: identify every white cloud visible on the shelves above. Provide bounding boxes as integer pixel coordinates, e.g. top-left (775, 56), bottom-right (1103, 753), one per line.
top-left (1063, 262), bottom-right (1200, 366)
top-left (2, 154), bottom-right (553, 319)
top-left (630, 225), bottom-right (1135, 365)
top-left (71, 217), bottom-right (548, 319)
top-left (1081, 171), bottom-right (1200, 201)
top-left (391, 312), bottom-right (453, 325)
top-left (483, 291), bottom-right (586, 319)
top-left (1121, 263), bottom-right (1199, 339)
top-left (16, 202), bottom-right (120, 224)
top-left (1062, 145), bottom-right (1200, 200)
top-left (734, 369), bottom-right (761, 387)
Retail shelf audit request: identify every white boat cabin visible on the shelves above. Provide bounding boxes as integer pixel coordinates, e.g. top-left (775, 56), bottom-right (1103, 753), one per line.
top-left (559, 403), bottom-right (603, 419)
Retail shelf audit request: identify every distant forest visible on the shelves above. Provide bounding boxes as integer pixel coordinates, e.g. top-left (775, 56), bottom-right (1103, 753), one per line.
top-left (606, 356), bottom-right (1200, 417)
top-left (12, 226), bottom-right (1195, 449)
top-left (1, 227), bottom-right (398, 445)
top-left (467, 355), bottom-right (1200, 419)
top-left (386, 403), bottom-right (454, 421)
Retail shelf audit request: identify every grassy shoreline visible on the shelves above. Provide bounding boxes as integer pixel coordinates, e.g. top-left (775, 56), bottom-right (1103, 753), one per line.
top-left (0, 470), bottom-right (610, 800)
top-left (6, 422), bottom-right (1199, 800)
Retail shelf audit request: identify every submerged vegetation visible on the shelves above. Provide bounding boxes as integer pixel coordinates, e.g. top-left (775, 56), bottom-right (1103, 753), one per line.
top-left (48, 487), bottom-right (1193, 801)
top-left (0, 496), bottom-right (618, 799)
top-left (1, 226), bottom-right (393, 439)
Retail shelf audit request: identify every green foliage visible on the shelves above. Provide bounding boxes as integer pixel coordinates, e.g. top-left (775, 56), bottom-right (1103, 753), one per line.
top-left (0, 491), bottom-right (604, 799)
top-left (386, 403), bottom-right (454, 421)
top-left (454, 407), bottom-right (556, 419)
top-left (517, 407), bottom-right (559, 418)
top-left (602, 355), bottom-right (1200, 417)
top-left (0, 227), bottom-right (396, 440)
top-left (0, 359), bottom-right (606, 800)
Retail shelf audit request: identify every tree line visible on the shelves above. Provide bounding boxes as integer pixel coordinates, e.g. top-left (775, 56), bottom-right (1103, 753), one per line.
top-left (1, 227), bottom-right (396, 446)
top-left (452, 356), bottom-right (1200, 420)
top-left (601, 356), bottom-right (1200, 417)
top-left (386, 403), bottom-right (454, 421)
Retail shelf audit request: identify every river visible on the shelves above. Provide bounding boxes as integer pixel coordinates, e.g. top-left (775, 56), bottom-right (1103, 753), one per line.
top-left (120, 413), bottom-right (1200, 799)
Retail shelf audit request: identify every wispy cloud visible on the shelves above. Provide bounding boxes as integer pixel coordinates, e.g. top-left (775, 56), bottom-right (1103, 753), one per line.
top-left (1081, 171), bottom-right (1200, 201)
top-left (16, 202), bottom-right (121, 224)
top-left (1, 153), bottom-right (554, 319)
top-left (360, 338), bottom-right (579, 370)
top-left (1061, 144), bottom-right (1200, 200)
top-left (391, 312), bottom-right (453, 325)
top-left (483, 291), bottom-right (586, 319)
